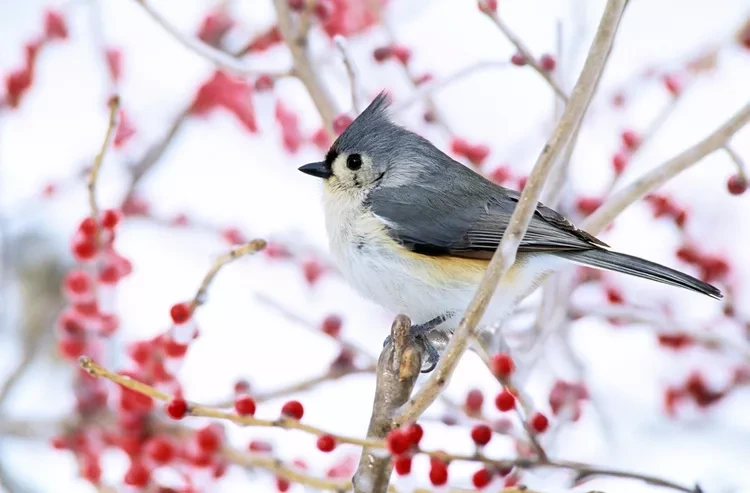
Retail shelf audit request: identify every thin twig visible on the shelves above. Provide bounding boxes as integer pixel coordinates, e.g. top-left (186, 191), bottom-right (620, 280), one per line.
top-left (87, 95), bottom-right (120, 246)
top-left (395, 0), bottom-right (626, 438)
top-left (391, 61), bottom-right (510, 114)
top-left (583, 101), bottom-right (750, 234)
top-left (273, 0), bottom-right (338, 133)
top-left (724, 143), bottom-right (747, 181)
top-left (333, 35), bottom-right (363, 113)
top-left (131, 0), bottom-right (290, 77)
top-left (354, 315), bottom-right (423, 493)
top-left (189, 239), bottom-right (267, 310)
top-left (480, 8), bottom-right (569, 102)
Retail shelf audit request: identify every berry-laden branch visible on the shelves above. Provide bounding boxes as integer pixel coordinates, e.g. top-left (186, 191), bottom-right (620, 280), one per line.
top-left (394, 0), bottom-right (626, 431)
top-left (478, 2), bottom-right (568, 102)
top-left (129, 0), bottom-right (291, 78)
top-left (354, 315), bottom-right (423, 493)
top-left (87, 95), bottom-right (120, 247)
top-left (582, 101), bottom-right (750, 234)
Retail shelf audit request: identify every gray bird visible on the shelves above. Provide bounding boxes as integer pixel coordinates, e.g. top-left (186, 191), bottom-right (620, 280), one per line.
top-left (299, 92), bottom-right (722, 371)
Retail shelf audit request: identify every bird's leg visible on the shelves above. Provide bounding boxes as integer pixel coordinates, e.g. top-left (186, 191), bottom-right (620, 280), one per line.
top-left (383, 312), bottom-right (454, 373)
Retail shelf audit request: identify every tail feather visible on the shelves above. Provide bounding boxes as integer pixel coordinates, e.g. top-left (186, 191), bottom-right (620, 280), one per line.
top-left (554, 249), bottom-right (722, 300)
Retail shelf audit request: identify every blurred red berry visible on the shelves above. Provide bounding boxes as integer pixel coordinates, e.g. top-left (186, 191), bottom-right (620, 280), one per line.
top-left (80, 456), bottom-right (102, 484)
top-left (254, 74), bottom-right (274, 92)
top-left (127, 340), bottom-right (151, 365)
top-left (727, 174), bottom-right (747, 195)
top-left (511, 52), bottom-right (527, 66)
top-left (114, 110), bottom-right (136, 148)
top-left (530, 412), bottom-right (549, 432)
top-left (288, 0), bottom-right (305, 11)
top-left (471, 424), bottom-right (492, 446)
top-left (105, 48), bottom-right (122, 81)
top-left (466, 144), bottom-right (490, 167)
top-left (277, 477), bottom-right (291, 492)
top-left (373, 46), bottom-right (392, 62)
top-left (576, 196), bottom-right (602, 216)
top-left (540, 54), bottom-right (556, 71)
top-left (65, 270), bottom-right (92, 295)
top-left (612, 151), bottom-right (629, 174)
top-left (393, 455), bottom-right (412, 475)
top-left (192, 71), bottom-right (257, 133)
top-left (663, 74), bottom-right (682, 96)
top-left (169, 302), bottom-right (192, 324)
top-left (145, 436), bottom-right (175, 465)
top-left (478, 0), bottom-right (498, 13)
top-left (606, 286), bottom-right (624, 304)
top-left (465, 388), bottom-right (484, 415)
top-left (221, 227), bottom-right (246, 245)
top-left (429, 460), bottom-right (448, 486)
top-left (472, 467), bottom-right (493, 488)
top-left (166, 397), bottom-right (188, 419)
top-left (235, 395), bottom-right (257, 416)
top-left (386, 429), bottom-right (410, 455)
top-left (621, 130), bottom-right (641, 151)
top-left (281, 400), bottom-right (304, 420)
top-left (489, 165), bottom-right (512, 185)
top-left (391, 45), bottom-right (411, 65)
top-left (5, 69), bottom-right (32, 108)
top-left (491, 352), bottom-right (514, 378)
top-left (196, 424), bottom-right (223, 454)
top-left (495, 390), bottom-right (515, 411)
top-left (302, 258), bottom-right (325, 285)
top-left (58, 337), bottom-right (86, 359)
top-left (197, 9), bottom-right (234, 47)
top-left (72, 237), bottom-right (97, 261)
top-left (317, 434), bottom-right (336, 452)
top-left (124, 460), bottom-right (150, 487)
top-left (404, 423), bottom-right (423, 446)
top-left (321, 314), bottom-right (343, 338)
top-left (100, 209), bottom-right (121, 229)
top-left (333, 114), bottom-right (353, 135)
top-left (657, 332), bottom-right (694, 350)
top-left (44, 9), bottom-right (68, 40)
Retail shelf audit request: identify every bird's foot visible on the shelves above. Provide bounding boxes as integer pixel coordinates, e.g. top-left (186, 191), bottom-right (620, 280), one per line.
top-left (383, 312), bottom-right (453, 373)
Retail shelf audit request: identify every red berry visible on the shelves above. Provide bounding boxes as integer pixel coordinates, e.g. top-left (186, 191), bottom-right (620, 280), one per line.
top-left (255, 74), bottom-right (274, 92)
top-left (727, 174), bottom-right (747, 195)
top-left (470, 424), bottom-right (492, 446)
top-left (64, 270), bottom-right (92, 295)
top-left (5, 69), bottom-right (32, 108)
top-left (281, 400), bottom-right (304, 420)
top-left (276, 477), bottom-right (291, 492)
top-left (495, 390), bottom-right (515, 412)
top-left (663, 74), bottom-right (682, 96)
top-left (166, 397), bottom-right (188, 419)
top-left (612, 151), bottom-right (629, 174)
top-left (490, 352), bottom-right (515, 378)
top-left (98, 264), bottom-right (119, 284)
top-left (169, 302), bottom-right (192, 324)
top-left (235, 395), bottom-right (257, 416)
top-left (478, 0), bottom-right (498, 13)
top-left (489, 165), bottom-right (512, 185)
top-left (72, 237), bottom-right (97, 261)
top-left (302, 258), bottom-right (325, 285)
top-left (80, 456), bottom-right (102, 484)
top-left (621, 130), bottom-right (641, 151)
top-left (221, 227), bottom-right (246, 245)
top-left (404, 423), bottom-right (423, 446)
top-left (58, 337), bottom-right (86, 359)
top-left (234, 379), bottom-right (251, 394)
top-left (530, 412), bottom-right (549, 432)
top-left (606, 286), bottom-right (624, 304)
top-left (511, 52), bottom-right (527, 66)
top-left (393, 455), bottom-right (412, 475)
top-left (540, 54), bottom-right (556, 71)
top-left (162, 337), bottom-right (188, 358)
top-left (127, 341), bottom-right (151, 365)
top-left (79, 217), bottom-right (98, 236)
top-left (392, 45), bottom-right (411, 65)
top-left (576, 196), bottom-right (603, 216)
top-left (321, 314), bottom-right (343, 338)
top-left (429, 460), bottom-right (448, 486)
top-left (100, 209), bottom-right (120, 229)
top-left (333, 114), bottom-right (353, 134)
top-left (249, 440), bottom-right (273, 453)
top-left (145, 436), bottom-right (175, 465)
top-left (316, 434), bottom-right (336, 452)
top-left (386, 429), bottom-right (410, 455)
top-left (465, 389), bottom-right (484, 415)
top-left (195, 424), bottom-right (223, 454)
top-left (472, 467), bottom-right (493, 488)
top-left (288, 0), bottom-right (305, 11)
top-left (44, 9), bottom-right (68, 40)
top-left (466, 144), bottom-right (490, 166)
top-left (124, 460), bottom-right (150, 487)
top-left (373, 46), bottom-right (393, 62)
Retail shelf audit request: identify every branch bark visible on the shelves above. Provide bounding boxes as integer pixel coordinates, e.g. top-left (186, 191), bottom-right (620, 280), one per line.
top-left (353, 315), bottom-right (422, 493)
top-left (395, 0), bottom-right (627, 429)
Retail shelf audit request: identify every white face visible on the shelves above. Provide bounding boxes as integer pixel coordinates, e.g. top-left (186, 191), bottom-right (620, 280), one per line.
top-left (327, 151), bottom-right (383, 193)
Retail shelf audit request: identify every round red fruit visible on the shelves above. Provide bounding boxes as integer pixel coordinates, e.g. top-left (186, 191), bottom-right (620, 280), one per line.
top-left (316, 434), bottom-right (336, 452)
top-left (235, 395), bottom-right (257, 416)
top-left (281, 400), bottom-right (304, 420)
top-left (495, 390), bottom-right (516, 412)
top-left (471, 424), bottom-right (492, 446)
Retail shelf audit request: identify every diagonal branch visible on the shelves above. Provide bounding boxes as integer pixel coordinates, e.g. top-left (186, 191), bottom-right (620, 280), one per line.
top-left (583, 101), bottom-right (750, 234)
top-left (395, 0), bottom-right (626, 430)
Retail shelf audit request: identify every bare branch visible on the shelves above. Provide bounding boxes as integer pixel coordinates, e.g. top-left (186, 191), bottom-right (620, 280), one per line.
top-left (583, 101), bottom-right (750, 234)
top-left (354, 315), bottom-right (423, 493)
top-left (724, 143), bottom-right (748, 181)
top-left (130, 0), bottom-right (290, 78)
top-left (333, 35), bottom-right (363, 113)
top-left (273, 0), bottom-right (339, 133)
top-left (480, 7), bottom-right (569, 102)
top-left (395, 0), bottom-right (626, 429)
top-left (87, 95), bottom-right (120, 246)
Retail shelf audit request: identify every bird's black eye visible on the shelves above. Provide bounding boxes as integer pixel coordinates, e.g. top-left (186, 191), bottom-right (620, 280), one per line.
top-left (346, 154), bottom-right (362, 171)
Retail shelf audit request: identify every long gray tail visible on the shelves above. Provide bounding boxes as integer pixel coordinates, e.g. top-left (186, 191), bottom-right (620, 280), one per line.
top-left (553, 249), bottom-right (722, 299)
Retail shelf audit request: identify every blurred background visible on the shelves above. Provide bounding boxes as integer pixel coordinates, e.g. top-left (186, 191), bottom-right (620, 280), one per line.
top-left (1, 0), bottom-right (749, 491)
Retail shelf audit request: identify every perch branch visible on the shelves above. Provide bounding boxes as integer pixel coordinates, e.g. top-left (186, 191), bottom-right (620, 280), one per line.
top-left (395, 0), bottom-right (626, 431)
top-left (353, 315), bottom-right (423, 493)
top-left (583, 101), bottom-right (750, 234)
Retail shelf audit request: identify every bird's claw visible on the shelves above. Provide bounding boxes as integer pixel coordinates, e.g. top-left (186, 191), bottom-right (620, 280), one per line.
top-left (382, 313), bottom-right (453, 373)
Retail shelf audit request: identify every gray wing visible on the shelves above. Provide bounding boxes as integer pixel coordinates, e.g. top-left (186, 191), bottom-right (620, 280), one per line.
top-left (367, 162), bottom-right (607, 260)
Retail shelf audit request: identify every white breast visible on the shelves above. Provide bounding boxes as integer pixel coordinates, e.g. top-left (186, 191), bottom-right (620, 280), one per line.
top-left (323, 188), bottom-right (564, 330)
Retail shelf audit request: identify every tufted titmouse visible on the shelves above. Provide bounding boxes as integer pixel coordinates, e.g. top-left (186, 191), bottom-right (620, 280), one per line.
top-left (299, 92), bottom-right (722, 371)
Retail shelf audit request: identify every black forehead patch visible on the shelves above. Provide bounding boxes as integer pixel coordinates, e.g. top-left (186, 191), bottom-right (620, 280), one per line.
top-left (325, 147), bottom-right (339, 167)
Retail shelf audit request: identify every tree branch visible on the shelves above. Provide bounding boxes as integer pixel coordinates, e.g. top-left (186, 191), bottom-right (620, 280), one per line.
top-left (87, 95), bottom-right (120, 246)
top-left (582, 101), bottom-right (750, 234)
top-left (395, 0), bottom-right (626, 429)
top-left (353, 315), bottom-right (423, 493)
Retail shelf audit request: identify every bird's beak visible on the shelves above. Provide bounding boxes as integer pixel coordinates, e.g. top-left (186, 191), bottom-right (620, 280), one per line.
top-left (298, 161), bottom-right (332, 179)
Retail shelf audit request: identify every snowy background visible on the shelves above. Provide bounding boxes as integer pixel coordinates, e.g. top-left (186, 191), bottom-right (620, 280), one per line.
top-left (1, 0), bottom-right (750, 492)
